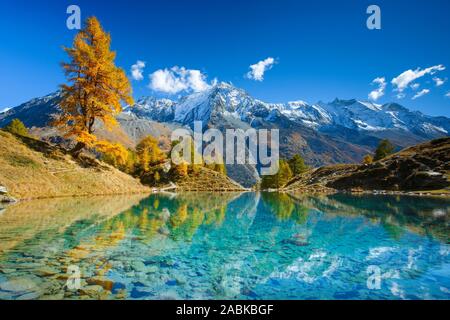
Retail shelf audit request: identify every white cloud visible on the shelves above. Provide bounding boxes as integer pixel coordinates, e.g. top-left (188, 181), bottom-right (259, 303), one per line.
top-left (445, 92), bottom-right (450, 98)
top-left (410, 83), bottom-right (420, 90)
top-left (433, 77), bottom-right (445, 87)
top-left (412, 89), bottom-right (430, 100)
top-left (368, 77), bottom-right (386, 101)
top-left (391, 64), bottom-right (445, 92)
top-left (131, 60), bottom-right (146, 81)
top-left (149, 66), bottom-right (211, 94)
top-left (246, 57), bottom-right (276, 81)
top-left (396, 93), bottom-right (406, 99)
top-left (186, 69), bottom-right (211, 92)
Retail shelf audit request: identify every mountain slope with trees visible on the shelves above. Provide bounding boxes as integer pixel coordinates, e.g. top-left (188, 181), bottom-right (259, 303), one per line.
top-left (3, 83), bottom-right (449, 187)
top-left (0, 17), bottom-right (243, 200)
top-left (285, 137), bottom-right (450, 194)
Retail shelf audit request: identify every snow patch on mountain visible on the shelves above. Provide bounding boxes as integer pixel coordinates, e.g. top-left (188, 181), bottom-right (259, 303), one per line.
top-left (123, 82), bottom-right (450, 139)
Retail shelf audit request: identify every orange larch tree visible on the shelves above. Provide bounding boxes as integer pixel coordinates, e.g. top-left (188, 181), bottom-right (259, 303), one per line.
top-left (136, 135), bottom-right (166, 172)
top-left (54, 16), bottom-right (134, 156)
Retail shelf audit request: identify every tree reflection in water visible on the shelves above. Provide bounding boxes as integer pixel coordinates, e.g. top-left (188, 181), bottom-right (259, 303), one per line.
top-left (0, 192), bottom-right (448, 300)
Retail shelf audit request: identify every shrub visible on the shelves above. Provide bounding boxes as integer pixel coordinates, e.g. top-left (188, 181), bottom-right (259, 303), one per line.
top-left (362, 154), bottom-right (373, 164)
top-left (173, 162), bottom-right (189, 178)
top-left (288, 154), bottom-right (308, 176)
top-left (4, 118), bottom-right (29, 137)
top-left (374, 139), bottom-right (395, 161)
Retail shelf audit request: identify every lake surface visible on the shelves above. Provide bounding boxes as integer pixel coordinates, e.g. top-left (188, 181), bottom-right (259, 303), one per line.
top-left (0, 192), bottom-right (449, 300)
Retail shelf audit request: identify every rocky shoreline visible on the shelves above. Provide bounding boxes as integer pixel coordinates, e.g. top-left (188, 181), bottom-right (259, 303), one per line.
top-left (0, 186), bottom-right (17, 205)
top-left (287, 187), bottom-right (450, 197)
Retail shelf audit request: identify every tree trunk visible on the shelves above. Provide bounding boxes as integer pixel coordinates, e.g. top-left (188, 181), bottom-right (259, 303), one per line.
top-left (70, 142), bottom-right (86, 158)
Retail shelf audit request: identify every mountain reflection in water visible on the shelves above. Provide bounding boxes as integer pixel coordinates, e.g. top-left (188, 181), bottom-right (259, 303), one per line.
top-left (0, 192), bottom-right (448, 300)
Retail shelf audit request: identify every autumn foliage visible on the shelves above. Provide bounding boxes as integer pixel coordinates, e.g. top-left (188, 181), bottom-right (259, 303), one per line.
top-left (136, 135), bottom-right (166, 173)
top-left (97, 141), bottom-right (129, 167)
top-left (260, 159), bottom-right (293, 189)
top-left (4, 118), bottom-right (29, 137)
top-left (54, 16), bottom-right (133, 156)
top-left (362, 154), bottom-right (373, 164)
top-left (374, 139), bottom-right (395, 161)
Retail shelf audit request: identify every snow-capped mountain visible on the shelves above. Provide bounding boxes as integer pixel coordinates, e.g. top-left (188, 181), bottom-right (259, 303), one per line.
top-left (0, 91), bottom-right (62, 128)
top-left (1, 81), bottom-right (449, 186)
top-left (5, 83), bottom-right (448, 141)
top-left (125, 82), bottom-right (450, 140)
top-left (126, 97), bottom-right (176, 123)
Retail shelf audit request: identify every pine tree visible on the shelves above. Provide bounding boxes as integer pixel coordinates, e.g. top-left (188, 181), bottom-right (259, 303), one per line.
top-left (261, 160), bottom-right (293, 189)
top-left (4, 118), bottom-right (29, 137)
top-left (373, 139), bottom-right (395, 161)
top-left (278, 160), bottom-right (293, 186)
top-left (288, 154), bottom-right (308, 176)
top-left (54, 17), bottom-right (133, 156)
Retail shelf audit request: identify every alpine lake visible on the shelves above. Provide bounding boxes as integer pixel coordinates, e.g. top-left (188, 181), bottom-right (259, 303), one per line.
top-left (0, 192), bottom-right (449, 300)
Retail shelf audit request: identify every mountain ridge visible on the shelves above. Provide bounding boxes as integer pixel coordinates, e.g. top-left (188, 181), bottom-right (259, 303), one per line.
top-left (1, 82), bottom-right (449, 187)
top-left (125, 82), bottom-right (450, 139)
top-left (3, 82), bottom-right (448, 141)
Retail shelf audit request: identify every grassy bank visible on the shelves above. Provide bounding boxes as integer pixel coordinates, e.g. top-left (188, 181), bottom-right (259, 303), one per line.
top-left (0, 131), bottom-right (150, 200)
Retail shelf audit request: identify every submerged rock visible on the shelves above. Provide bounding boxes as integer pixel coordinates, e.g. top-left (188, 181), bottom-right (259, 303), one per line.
top-left (115, 288), bottom-right (127, 299)
top-left (131, 260), bottom-right (146, 273)
top-left (145, 265), bottom-right (159, 274)
top-left (16, 291), bottom-right (41, 300)
top-left (0, 277), bottom-right (39, 293)
top-left (39, 292), bottom-right (65, 300)
top-left (0, 268), bottom-right (16, 274)
top-left (281, 238), bottom-right (309, 246)
top-left (157, 289), bottom-right (180, 300)
top-left (79, 285), bottom-right (104, 297)
top-left (35, 266), bottom-right (60, 277)
top-left (86, 276), bottom-right (114, 290)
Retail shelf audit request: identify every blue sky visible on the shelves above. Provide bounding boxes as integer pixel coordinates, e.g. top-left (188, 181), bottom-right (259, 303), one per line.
top-left (1, 0), bottom-right (450, 116)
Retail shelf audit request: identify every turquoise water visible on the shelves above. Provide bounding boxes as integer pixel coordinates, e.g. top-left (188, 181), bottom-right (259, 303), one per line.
top-left (0, 192), bottom-right (449, 300)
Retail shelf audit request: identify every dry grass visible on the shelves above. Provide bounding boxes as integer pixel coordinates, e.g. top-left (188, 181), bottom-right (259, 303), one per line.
top-left (175, 167), bottom-right (246, 192)
top-left (0, 131), bottom-right (150, 200)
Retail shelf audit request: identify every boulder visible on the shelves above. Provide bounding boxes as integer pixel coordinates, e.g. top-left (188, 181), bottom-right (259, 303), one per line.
top-left (0, 194), bottom-right (17, 203)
